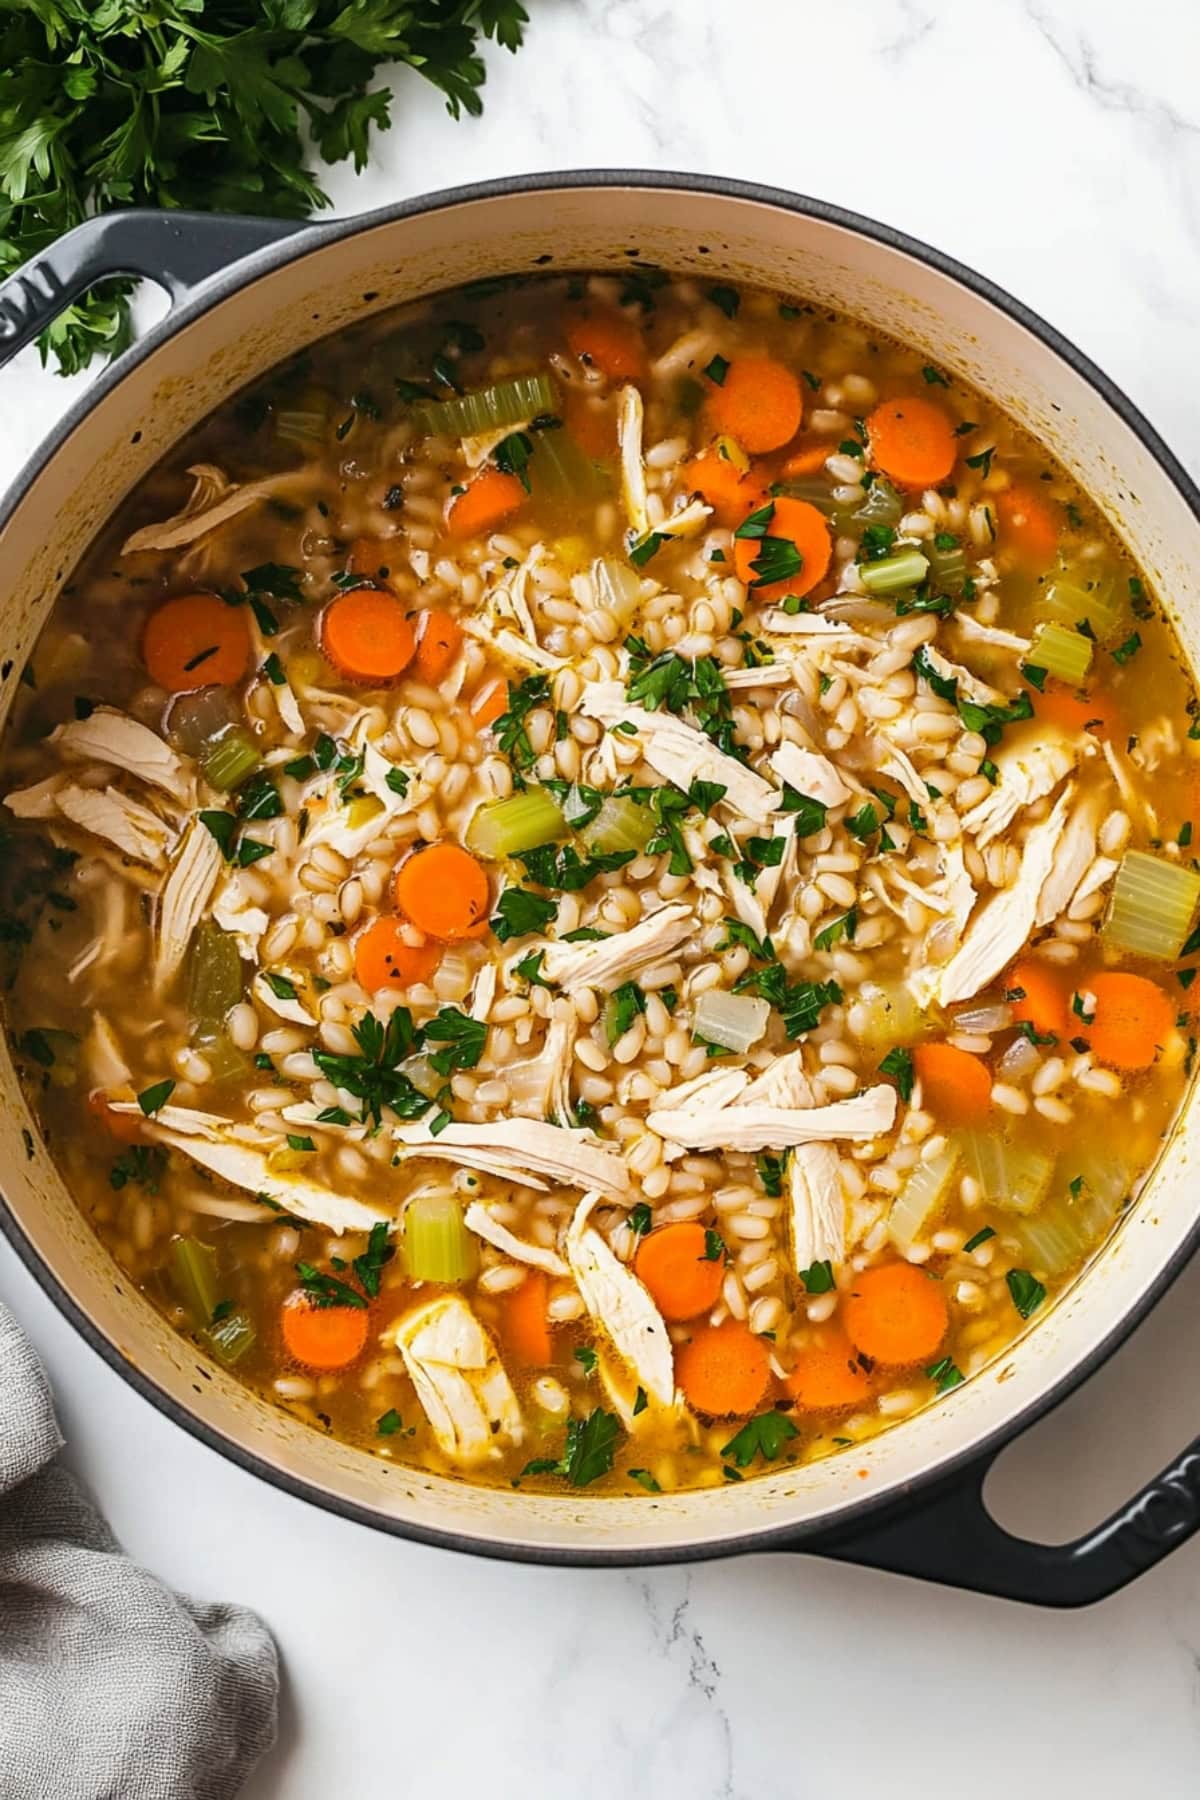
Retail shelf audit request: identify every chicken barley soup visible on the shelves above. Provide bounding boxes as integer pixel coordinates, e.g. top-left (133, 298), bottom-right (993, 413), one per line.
top-left (3, 272), bottom-right (1197, 1496)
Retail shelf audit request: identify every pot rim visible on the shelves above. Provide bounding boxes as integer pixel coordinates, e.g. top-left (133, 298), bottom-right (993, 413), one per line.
top-left (3, 168), bottom-right (1199, 1566)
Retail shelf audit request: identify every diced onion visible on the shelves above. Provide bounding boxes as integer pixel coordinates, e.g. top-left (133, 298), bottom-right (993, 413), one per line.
top-left (887, 1143), bottom-right (959, 1253)
top-left (996, 1035), bottom-right (1041, 1082)
top-left (466, 789), bottom-right (567, 860)
top-left (691, 989), bottom-right (770, 1053)
top-left (850, 980), bottom-right (924, 1049)
top-left (1027, 621), bottom-right (1092, 685)
top-left (958, 1131), bottom-right (1054, 1215)
top-left (852, 479), bottom-right (904, 528)
top-left (593, 556), bottom-right (643, 624)
top-left (951, 1003), bottom-right (1012, 1034)
top-left (1103, 850), bottom-right (1200, 961)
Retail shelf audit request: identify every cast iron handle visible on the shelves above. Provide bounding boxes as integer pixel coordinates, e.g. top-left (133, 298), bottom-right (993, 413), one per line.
top-left (0, 209), bottom-right (306, 372)
top-left (811, 1431), bottom-right (1200, 1605)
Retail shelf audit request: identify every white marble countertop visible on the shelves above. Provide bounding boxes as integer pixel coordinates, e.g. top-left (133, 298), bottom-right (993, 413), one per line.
top-left (3, 2), bottom-right (1200, 1794)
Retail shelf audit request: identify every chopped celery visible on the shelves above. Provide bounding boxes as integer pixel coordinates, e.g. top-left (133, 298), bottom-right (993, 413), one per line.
top-left (346, 793), bottom-right (384, 831)
top-left (860, 548), bottom-right (930, 595)
top-left (1026, 621), bottom-right (1092, 686)
top-left (205, 1308), bottom-right (256, 1366)
top-left (1009, 1158), bottom-right (1128, 1278)
top-left (274, 388), bottom-right (330, 449)
top-left (771, 475), bottom-right (838, 516)
top-left (852, 478), bottom-right (903, 528)
top-left (586, 794), bottom-right (656, 856)
top-left (958, 1131), bottom-right (1055, 1215)
top-left (467, 790), bottom-right (567, 859)
top-left (403, 1192), bottom-right (478, 1283)
top-left (691, 989), bottom-right (770, 1053)
top-left (1103, 850), bottom-right (1200, 960)
top-left (1034, 569), bottom-right (1125, 643)
top-left (201, 727), bottom-right (261, 792)
top-left (528, 428), bottom-right (608, 502)
top-left (200, 1033), bottom-right (252, 1086)
top-left (170, 1236), bottom-right (220, 1329)
top-left (411, 372), bottom-right (556, 440)
top-left (850, 980), bottom-right (924, 1049)
top-left (593, 556), bottom-right (643, 623)
top-left (926, 535), bottom-right (969, 594)
top-left (187, 922), bottom-right (242, 1036)
top-left (888, 1143), bottom-right (960, 1253)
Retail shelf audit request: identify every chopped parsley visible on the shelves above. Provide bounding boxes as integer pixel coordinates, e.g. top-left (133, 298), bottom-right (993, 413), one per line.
top-left (720, 1410), bottom-right (799, 1468)
top-left (1006, 1268), bottom-right (1047, 1319)
top-left (799, 1259), bottom-right (835, 1295)
top-left (491, 887), bottom-right (558, 943)
top-left (878, 1046), bottom-right (914, 1103)
top-left (137, 1079), bottom-right (174, 1117)
top-left (520, 1407), bottom-right (621, 1487)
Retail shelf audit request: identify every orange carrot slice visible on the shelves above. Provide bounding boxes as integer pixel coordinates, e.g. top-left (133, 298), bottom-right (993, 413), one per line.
top-left (996, 482), bottom-right (1060, 569)
top-left (504, 1270), bottom-right (554, 1367)
top-left (564, 309), bottom-right (646, 382)
top-left (142, 593), bottom-right (251, 694)
top-left (353, 917), bottom-right (441, 993)
top-left (780, 439), bottom-right (833, 478)
top-left (687, 447), bottom-right (764, 527)
top-left (1007, 958), bottom-right (1072, 1040)
top-left (446, 468), bottom-right (526, 538)
top-left (469, 677), bottom-right (509, 729)
top-left (843, 1263), bottom-right (949, 1366)
top-left (281, 1295), bottom-right (369, 1371)
top-left (414, 609), bottom-right (463, 684)
top-left (866, 395), bottom-right (957, 489)
top-left (732, 495), bottom-right (832, 601)
top-left (633, 1222), bottom-right (725, 1322)
top-left (346, 537), bottom-right (398, 581)
top-left (1032, 680), bottom-right (1120, 740)
top-left (394, 843), bottom-right (490, 942)
top-left (706, 356), bottom-right (803, 455)
top-left (320, 587), bottom-right (415, 684)
top-left (911, 1042), bottom-right (992, 1126)
top-left (87, 1089), bottom-right (143, 1144)
top-left (1082, 972), bottom-right (1175, 1070)
top-left (785, 1329), bottom-right (872, 1410)
top-left (676, 1319), bottom-right (771, 1418)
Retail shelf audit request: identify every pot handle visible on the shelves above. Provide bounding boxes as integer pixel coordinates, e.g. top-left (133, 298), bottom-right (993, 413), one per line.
top-left (808, 1432), bottom-right (1200, 1605)
top-left (0, 209), bottom-right (307, 371)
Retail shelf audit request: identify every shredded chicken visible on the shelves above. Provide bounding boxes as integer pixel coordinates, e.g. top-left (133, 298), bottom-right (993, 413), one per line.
top-left (646, 1084), bottom-right (897, 1152)
top-left (617, 384), bottom-right (650, 539)
top-left (53, 708), bottom-right (191, 803)
top-left (470, 963), bottom-right (497, 1023)
top-left (388, 1294), bottom-right (523, 1464)
top-left (155, 819), bottom-right (224, 991)
top-left (84, 1014), bottom-right (130, 1089)
top-left (770, 740), bottom-right (853, 809)
top-left (505, 1011), bottom-right (576, 1122)
top-left (1035, 790), bottom-right (1102, 927)
top-left (54, 784), bottom-right (173, 866)
top-left (1073, 855), bottom-right (1119, 907)
top-left (3, 774), bottom-right (65, 819)
top-left (580, 681), bottom-right (776, 823)
top-left (936, 787), bottom-right (1074, 1004)
top-left (960, 731), bottom-right (1074, 846)
top-left (539, 902), bottom-right (693, 990)
top-left (760, 612), bottom-right (877, 653)
top-left (211, 876), bottom-right (271, 957)
top-left (789, 1144), bottom-right (845, 1269)
top-left (877, 743), bottom-right (931, 805)
top-left (253, 970), bottom-right (316, 1026)
top-left (565, 1194), bottom-right (674, 1405)
top-left (919, 644), bottom-right (1005, 707)
top-left (121, 465), bottom-right (316, 555)
top-left (390, 1118), bottom-right (630, 1195)
top-left (739, 1049), bottom-right (814, 1110)
top-left (463, 1202), bottom-right (570, 1276)
top-left (954, 614), bottom-right (1032, 655)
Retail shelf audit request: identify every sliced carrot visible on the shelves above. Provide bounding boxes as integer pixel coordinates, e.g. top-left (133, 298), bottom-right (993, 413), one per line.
top-left (633, 1222), bottom-right (725, 1322)
top-left (564, 308), bottom-right (646, 382)
top-left (320, 587), bottom-right (415, 684)
top-left (394, 842), bottom-right (490, 942)
top-left (142, 593), bottom-right (251, 694)
top-left (843, 1263), bottom-right (948, 1367)
top-left (706, 356), bottom-right (803, 455)
top-left (504, 1269), bottom-right (554, 1367)
top-left (281, 1295), bottom-right (369, 1371)
top-left (1007, 958), bottom-right (1072, 1040)
top-left (469, 676), bottom-right (509, 729)
top-left (781, 439), bottom-right (833, 478)
top-left (911, 1042), bottom-right (992, 1126)
top-left (346, 537), bottom-right (398, 581)
top-left (87, 1088), bottom-right (143, 1144)
top-left (414, 609), bottom-right (463, 684)
top-left (1082, 972), bottom-right (1175, 1071)
top-left (564, 387), bottom-right (616, 460)
top-left (1032, 679), bottom-right (1120, 740)
top-left (686, 447), bottom-right (764, 527)
top-left (676, 1319), bottom-right (771, 1418)
top-left (996, 482), bottom-right (1060, 570)
top-left (446, 468), bottom-right (526, 538)
top-left (866, 395), bottom-right (957, 490)
top-left (785, 1329), bottom-right (872, 1411)
top-left (353, 917), bottom-right (441, 993)
top-left (732, 495), bottom-right (832, 602)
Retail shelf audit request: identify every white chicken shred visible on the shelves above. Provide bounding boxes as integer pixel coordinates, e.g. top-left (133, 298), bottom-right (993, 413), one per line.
top-left (565, 1194), bottom-right (674, 1406)
top-left (960, 731), bottom-right (1074, 847)
top-left (390, 1118), bottom-right (630, 1195)
top-left (53, 708), bottom-right (192, 803)
top-left (155, 819), bottom-right (224, 991)
top-left (539, 902), bottom-right (693, 990)
top-left (617, 384), bottom-right (650, 540)
top-left (769, 740), bottom-right (853, 809)
top-left (388, 1295), bottom-right (523, 1465)
top-left (54, 784), bottom-right (173, 867)
top-left (789, 1144), bottom-right (845, 1271)
top-left (580, 681), bottom-right (777, 823)
top-left (462, 1203), bottom-right (570, 1276)
top-left (646, 1084), bottom-right (897, 1152)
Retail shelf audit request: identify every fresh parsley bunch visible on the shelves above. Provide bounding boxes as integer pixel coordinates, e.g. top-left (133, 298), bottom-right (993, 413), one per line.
top-left (0, 0), bottom-right (532, 376)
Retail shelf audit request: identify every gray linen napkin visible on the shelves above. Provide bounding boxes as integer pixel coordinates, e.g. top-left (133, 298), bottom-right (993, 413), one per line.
top-left (0, 1302), bottom-right (278, 1799)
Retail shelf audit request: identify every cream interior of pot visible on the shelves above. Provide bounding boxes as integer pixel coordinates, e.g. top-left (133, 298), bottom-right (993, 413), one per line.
top-left (2, 182), bottom-right (1197, 1555)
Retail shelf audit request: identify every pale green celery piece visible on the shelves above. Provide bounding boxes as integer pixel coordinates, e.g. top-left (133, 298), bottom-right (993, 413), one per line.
top-left (958, 1131), bottom-right (1055, 1215)
top-left (198, 1032), bottom-right (252, 1086)
top-left (188, 922), bottom-right (242, 1036)
top-left (466, 790), bottom-right (567, 859)
top-left (771, 476), bottom-right (838, 517)
top-left (1027, 621), bottom-right (1093, 685)
top-left (860, 548), bottom-right (930, 594)
top-left (887, 1143), bottom-right (960, 1253)
top-left (170, 1236), bottom-right (220, 1330)
top-left (851, 478), bottom-right (903, 528)
top-left (926, 537), bottom-right (969, 593)
top-left (205, 1309), bottom-right (256, 1365)
top-left (1103, 850), bottom-right (1200, 960)
top-left (587, 794), bottom-right (656, 856)
top-left (411, 372), bottom-right (556, 439)
top-left (1035, 568), bottom-right (1125, 642)
top-left (1009, 1158), bottom-right (1129, 1279)
top-left (200, 726), bottom-right (261, 792)
top-left (593, 556), bottom-right (643, 623)
top-left (403, 1193), bottom-right (478, 1283)
top-left (274, 408), bottom-right (328, 449)
top-left (691, 989), bottom-right (770, 1053)
top-left (528, 428), bottom-right (608, 502)
top-left (849, 979), bottom-right (924, 1050)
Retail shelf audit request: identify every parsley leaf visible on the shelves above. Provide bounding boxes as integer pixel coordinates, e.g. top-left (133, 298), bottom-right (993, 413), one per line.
top-left (491, 887), bottom-right (557, 942)
top-left (521, 1407), bottom-right (621, 1486)
top-left (422, 1008), bottom-right (486, 1076)
top-left (878, 1046), bottom-right (914, 1102)
top-left (720, 1411), bottom-right (799, 1468)
top-left (1006, 1268), bottom-right (1047, 1319)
